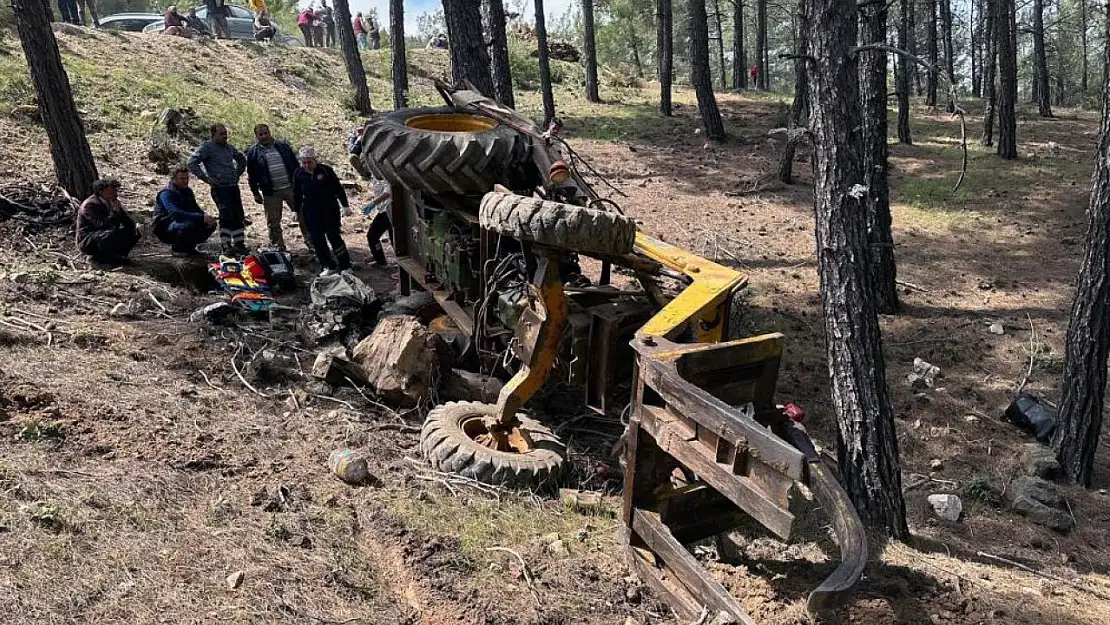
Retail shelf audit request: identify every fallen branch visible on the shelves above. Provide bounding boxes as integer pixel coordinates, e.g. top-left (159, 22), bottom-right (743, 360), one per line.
top-left (370, 423), bottom-right (421, 434)
top-left (231, 345), bottom-right (268, 398)
top-left (486, 546), bottom-right (540, 604)
top-left (896, 279), bottom-right (931, 292)
top-left (315, 394), bottom-right (356, 409)
top-left (198, 369), bottom-right (222, 390)
top-left (975, 551), bottom-right (1110, 601)
top-left (1017, 313), bottom-right (1035, 393)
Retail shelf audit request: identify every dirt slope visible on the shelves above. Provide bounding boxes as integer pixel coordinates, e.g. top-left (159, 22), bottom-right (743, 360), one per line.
top-left (0, 25), bottom-right (1108, 625)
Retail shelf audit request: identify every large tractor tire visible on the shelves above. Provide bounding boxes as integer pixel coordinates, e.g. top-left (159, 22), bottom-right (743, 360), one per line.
top-left (479, 191), bottom-right (637, 256)
top-left (419, 401), bottom-right (565, 488)
top-left (361, 107), bottom-right (530, 198)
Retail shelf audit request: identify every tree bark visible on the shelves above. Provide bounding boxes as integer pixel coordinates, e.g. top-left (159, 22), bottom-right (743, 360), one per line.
top-left (777, 0), bottom-right (808, 184)
top-left (1053, 55), bottom-right (1110, 486)
top-left (861, 2), bottom-right (899, 314)
top-left (971, 0), bottom-right (979, 98)
top-left (444, 0), bottom-right (495, 96)
top-left (909, 0), bottom-right (922, 95)
top-left (1033, 0), bottom-right (1052, 116)
top-left (391, 0), bottom-right (407, 110)
top-left (733, 0), bottom-right (746, 88)
top-left (940, 0), bottom-right (955, 111)
top-left (926, 0), bottom-right (938, 106)
top-left (1081, 0), bottom-right (1088, 93)
top-left (756, 0), bottom-right (768, 89)
top-left (535, 0), bottom-right (557, 125)
top-left (687, 0), bottom-right (725, 139)
top-left (582, 0), bottom-right (601, 102)
top-left (712, 0), bottom-right (727, 89)
top-left (981, 0), bottom-right (996, 146)
top-left (996, 0), bottom-right (1017, 158)
top-left (484, 0), bottom-right (515, 108)
top-left (333, 0), bottom-right (373, 115)
top-left (897, 0), bottom-right (913, 144)
top-left (659, 0), bottom-right (673, 115)
top-left (807, 0), bottom-right (908, 539)
top-left (12, 0), bottom-right (98, 197)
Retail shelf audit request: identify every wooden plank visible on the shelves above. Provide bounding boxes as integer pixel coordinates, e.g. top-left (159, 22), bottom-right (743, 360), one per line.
top-left (641, 358), bottom-right (805, 480)
top-left (625, 545), bottom-right (702, 621)
top-left (632, 509), bottom-right (757, 625)
top-left (642, 405), bottom-right (795, 539)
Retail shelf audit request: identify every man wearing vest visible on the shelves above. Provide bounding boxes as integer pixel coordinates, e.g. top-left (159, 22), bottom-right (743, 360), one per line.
top-left (153, 167), bottom-right (218, 256)
top-left (246, 124), bottom-right (313, 252)
top-left (188, 123), bottom-right (248, 255)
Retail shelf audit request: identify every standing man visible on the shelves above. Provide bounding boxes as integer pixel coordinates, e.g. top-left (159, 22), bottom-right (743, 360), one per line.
top-left (368, 17), bottom-right (380, 50)
top-left (188, 123), bottom-right (248, 255)
top-left (293, 147), bottom-right (351, 275)
top-left (154, 167), bottom-right (218, 255)
top-left (57, 0), bottom-right (80, 25)
top-left (318, 0), bottom-right (335, 47)
top-left (298, 4), bottom-right (315, 47)
top-left (76, 178), bottom-right (140, 266)
top-left (204, 0), bottom-right (231, 39)
top-left (352, 11), bottom-right (367, 50)
top-left (246, 124), bottom-right (313, 251)
top-left (76, 0), bottom-right (99, 27)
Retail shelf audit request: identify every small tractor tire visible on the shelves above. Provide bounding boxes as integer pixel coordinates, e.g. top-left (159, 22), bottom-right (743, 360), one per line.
top-left (361, 107), bottom-right (530, 198)
top-left (420, 401), bottom-right (565, 488)
top-left (479, 191), bottom-right (637, 256)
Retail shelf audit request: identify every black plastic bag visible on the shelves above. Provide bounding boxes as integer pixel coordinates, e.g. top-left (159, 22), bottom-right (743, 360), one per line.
top-left (1005, 393), bottom-right (1057, 444)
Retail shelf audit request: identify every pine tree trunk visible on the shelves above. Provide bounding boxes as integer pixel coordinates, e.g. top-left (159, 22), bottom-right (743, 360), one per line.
top-left (12, 0), bottom-right (98, 197)
top-left (711, 0), bottom-right (727, 89)
top-left (390, 0), bottom-right (407, 109)
top-left (1053, 55), bottom-right (1110, 486)
top-left (484, 0), bottom-right (515, 108)
top-left (535, 0), bottom-right (557, 124)
top-left (630, 29), bottom-right (646, 78)
top-left (807, 0), bottom-right (908, 539)
top-left (444, 0), bottom-right (495, 96)
top-left (756, 0), bottom-right (768, 89)
top-left (733, 0), bottom-right (747, 89)
top-left (981, 0), bottom-right (996, 146)
top-left (861, 2), bottom-right (899, 314)
top-left (1033, 0), bottom-right (1052, 117)
top-left (582, 0), bottom-right (601, 102)
top-left (897, 0), bottom-right (913, 144)
top-left (970, 0), bottom-right (980, 98)
top-left (909, 0), bottom-right (922, 95)
top-left (1081, 0), bottom-right (1088, 93)
top-left (926, 0), bottom-right (938, 106)
top-left (940, 0), bottom-right (955, 111)
top-left (688, 0), bottom-right (725, 139)
top-left (333, 0), bottom-right (373, 115)
top-left (777, 0), bottom-right (808, 184)
top-left (659, 0), bottom-right (673, 115)
top-left (996, 0), bottom-right (1017, 158)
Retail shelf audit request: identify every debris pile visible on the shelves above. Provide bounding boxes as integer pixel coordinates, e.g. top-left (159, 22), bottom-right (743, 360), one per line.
top-left (299, 272), bottom-right (379, 347)
top-left (0, 183), bottom-right (77, 231)
top-left (147, 106), bottom-right (208, 174)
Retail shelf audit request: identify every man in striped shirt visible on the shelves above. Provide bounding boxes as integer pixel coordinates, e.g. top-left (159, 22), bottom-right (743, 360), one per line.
top-left (246, 124), bottom-right (312, 252)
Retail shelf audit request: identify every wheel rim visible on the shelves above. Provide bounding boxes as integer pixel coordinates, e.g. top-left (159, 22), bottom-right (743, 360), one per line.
top-left (404, 113), bottom-right (497, 133)
top-left (459, 414), bottom-right (534, 454)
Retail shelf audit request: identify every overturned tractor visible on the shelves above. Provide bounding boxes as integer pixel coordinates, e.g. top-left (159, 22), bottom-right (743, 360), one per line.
top-left (360, 81), bottom-right (867, 623)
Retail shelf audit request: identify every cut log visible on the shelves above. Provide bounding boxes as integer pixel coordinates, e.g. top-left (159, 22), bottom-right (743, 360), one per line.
top-left (352, 315), bottom-right (441, 407)
top-left (312, 352), bottom-right (370, 386)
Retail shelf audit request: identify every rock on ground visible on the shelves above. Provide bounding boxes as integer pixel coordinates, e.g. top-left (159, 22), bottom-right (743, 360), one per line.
top-left (927, 494), bottom-right (963, 522)
top-left (352, 315), bottom-right (441, 407)
top-left (438, 369), bottom-right (504, 404)
top-left (1011, 476), bottom-right (1074, 533)
top-left (1020, 443), bottom-right (1061, 479)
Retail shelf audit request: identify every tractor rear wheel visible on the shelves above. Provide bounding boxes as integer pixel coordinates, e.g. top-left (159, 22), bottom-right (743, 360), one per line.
top-left (479, 191), bottom-right (637, 256)
top-left (361, 107), bottom-right (530, 198)
top-left (419, 401), bottom-right (565, 488)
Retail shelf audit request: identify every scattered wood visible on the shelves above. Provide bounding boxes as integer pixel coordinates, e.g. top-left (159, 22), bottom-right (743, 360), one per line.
top-left (311, 351), bottom-right (369, 386)
top-left (486, 546), bottom-right (541, 605)
top-left (1017, 313), bottom-right (1036, 393)
top-left (896, 279), bottom-right (930, 293)
top-left (975, 551), bottom-right (1110, 601)
top-left (231, 345), bottom-right (268, 398)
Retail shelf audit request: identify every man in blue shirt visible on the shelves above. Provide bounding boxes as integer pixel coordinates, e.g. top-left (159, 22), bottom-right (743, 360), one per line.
top-left (188, 123), bottom-right (248, 255)
top-left (153, 167), bottom-right (218, 256)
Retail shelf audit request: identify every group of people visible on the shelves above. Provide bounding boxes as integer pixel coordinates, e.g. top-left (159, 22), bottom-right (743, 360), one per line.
top-left (53, 0), bottom-right (98, 28)
top-left (160, 1), bottom-right (279, 42)
top-left (297, 1), bottom-right (333, 48)
top-left (161, 5), bottom-right (209, 39)
top-left (351, 12), bottom-right (380, 50)
top-left (75, 123), bottom-right (393, 278)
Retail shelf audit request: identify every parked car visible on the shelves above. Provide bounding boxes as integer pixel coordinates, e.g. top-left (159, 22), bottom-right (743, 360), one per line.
top-left (142, 5), bottom-right (301, 46)
top-left (98, 12), bottom-right (163, 32)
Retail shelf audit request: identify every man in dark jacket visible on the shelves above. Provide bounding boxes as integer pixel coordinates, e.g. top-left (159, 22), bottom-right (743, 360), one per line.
top-left (318, 0), bottom-right (335, 47)
top-left (293, 147), bottom-right (351, 274)
top-left (204, 0), bottom-right (230, 39)
top-left (246, 124), bottom-right (311, 251)
top-left (188, 123), bottom-right (248, 255)
top-left (154, 167), bottom-right (218, 255)
top-left (76, 178), bottom-right (139, 265)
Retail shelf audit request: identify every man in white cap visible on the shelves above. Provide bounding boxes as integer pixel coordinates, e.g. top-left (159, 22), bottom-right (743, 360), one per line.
top-left (292, 147), bottom-right (351, 274)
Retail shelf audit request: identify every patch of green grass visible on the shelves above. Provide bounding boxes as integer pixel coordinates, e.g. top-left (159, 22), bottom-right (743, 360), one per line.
top-left (23, 501), bottom-right (68, 532)
top-left (964, 475), bottom-right (1002, 507)
top-left (71, 327), bottom-right (107, 350)
top-left (17, 419), bottom-right (65, 443)
top-left (388, 490), bottom-right (613, 559)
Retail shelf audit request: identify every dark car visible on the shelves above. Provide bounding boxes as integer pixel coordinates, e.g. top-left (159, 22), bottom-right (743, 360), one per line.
top-left (98, 12), bottom-right (163, 32)
top-left (142, 5), bottom-right (301, 45)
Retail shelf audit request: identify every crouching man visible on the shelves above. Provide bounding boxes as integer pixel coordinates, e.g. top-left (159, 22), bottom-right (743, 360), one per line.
top-left (76, 178), bottom-right (140, 266)
top-left (153, 167), bottom-right (218, 256)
